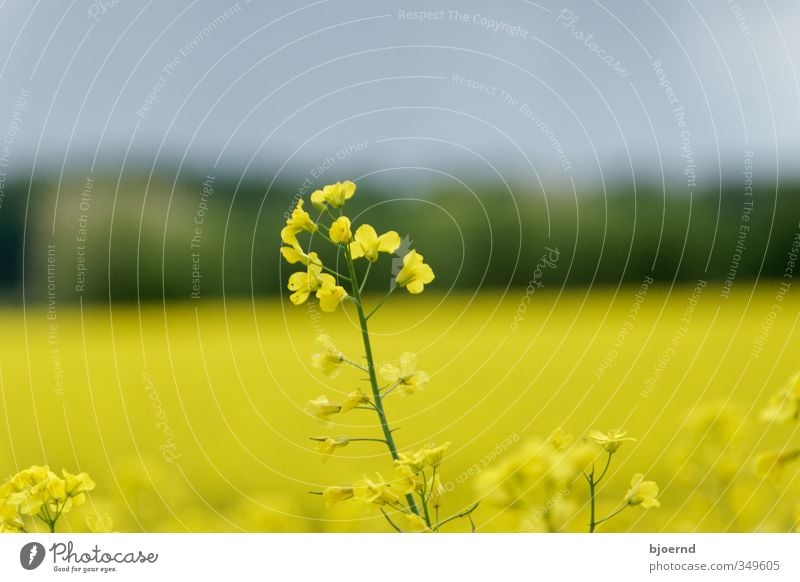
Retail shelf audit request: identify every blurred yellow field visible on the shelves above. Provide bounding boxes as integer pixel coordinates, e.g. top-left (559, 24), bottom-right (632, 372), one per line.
top-left (2, 285), bottom-right (799, 532)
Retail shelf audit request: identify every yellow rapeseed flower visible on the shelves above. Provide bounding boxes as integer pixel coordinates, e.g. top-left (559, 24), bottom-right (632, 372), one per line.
top-left (395, 250), bottom-right (434, 293)
top-left (306, 395), bottom-right (342, 421)
top-left (287, 253), bottom-right (326, 305)
top-left (329, 216), bottom-right (353, 244)
top-left (417, 442), bottom-right (451, 468)
top-left (353, 474), bottom-right (402, 507)
top-left (396, 442), bottom-right (451, 473)
top-left (380, 352), bottom-right (430, 395)
top-left (7, 465), bottom-right (49, 490)
top-left (349, 224), bottom-right (401, 262)
top-left (316, 278), bottom-right (348, 313)
top-left (625, 474), bottom-right (660, 508)
top-left (341, 389), bottom-right (370, 413)
top-left (312, 437), bottom-right (350, 462)
top-left (589, 429), bottom-right (636, 453)
top-left (310, 181), bottom-right (356, 209)
top-left (6, 468), bottom-right (63, 516)
top-left (311, 334), bottom-right (345, 378)
top-left (280, 199), bottom-right (318, 245)
top-left (393, 463), bottom-right (424, 494)
top-left (280, 242), bottom-right (319, 266)
top-left (321, 486), bottom-right (354, 507)
top-left (63, 469), bottom-right (95, 507)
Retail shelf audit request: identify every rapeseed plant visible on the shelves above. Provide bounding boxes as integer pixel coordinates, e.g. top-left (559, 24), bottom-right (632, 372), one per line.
top-left (280, 180), bottom-right (475, 532)
top-left (0, 465), bottom-right (101, 533)
top-left (476, 427), bottom-right (659, 532)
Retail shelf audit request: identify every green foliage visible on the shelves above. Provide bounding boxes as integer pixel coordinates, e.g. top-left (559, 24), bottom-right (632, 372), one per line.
top-left (4, 175), bottom-right (799, 302)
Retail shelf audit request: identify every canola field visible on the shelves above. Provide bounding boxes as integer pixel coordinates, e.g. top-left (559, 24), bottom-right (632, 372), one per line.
top-left (1, 285), bottom-right (799, 532)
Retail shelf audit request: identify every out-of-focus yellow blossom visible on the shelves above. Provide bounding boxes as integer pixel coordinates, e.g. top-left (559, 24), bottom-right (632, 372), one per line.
top-left (306, 395), bottom-right (342, 421)
top-left (316, 278), bottom-right (348, 313)
top-left (393, 463), bottom-right (424, 494)
top-left (349, 224), bottom-right (401, 262)
top-left (417, 442), bottom-right (451, 468)
top-left (312, 437), bottom-right (350, 462)
top-left (280, 242), bottom-right (319, 266)
top-left (395, 250), bottom-right (434, 294)
top-left (567, 440), bottom-right (600, 475)
top-left (589, 429), bottom-right (636, 453)
top-left (760, 372), bottom-right (800, 423)
top-left (399, 512), bottom-right (430, 532)
top-left (321, 486), bottom-right (354, 507)
top-left (396, 442), bottom-right (451, 473)
top-left (11, 470), bottom-right (66, 516)
top-left (281, 199), bottom-right (318, 244)
top-left (341, 389), bottom-right (370, 414)
top-left (311, 334), bottom-right (345, 378)
top-left (754, 449), bottom-right (800, 485)
top-left (6, 465), bottom-right (49, 491)
top-left (0, 514), bottom-right (23, 532)
top-left (287, 253), bottom-right (326, 305)
top-left (428, 474), bottom-right (446, 508)
top-left (310, 180), bottom-right (356, 209)
top-left (0, 487), bottom-right (22, 532)
top-left (329, 216), bottom-right (353, 244)
top-left (547, 427), bottom-right (573, 451)
top-left (380, 352), bottom-right (430, 395)
top-left (353, 474), bottom-right (403, 507)
top-left (626, 474), bottom-right (660, 509)
top-left (63, 469), bottom-right (95, 506)
top-left (86, 513), bottom-right (113, 533)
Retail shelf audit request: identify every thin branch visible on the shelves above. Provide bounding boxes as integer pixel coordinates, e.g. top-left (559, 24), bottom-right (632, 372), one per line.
top-left (435, 501), bottom-right (480, 531)
top-left (595, 451), bottom-right (614, 484)
top-left (359, 262), bottom-right (372, 295)
top-left (381, 380), bottom-right (404, 397)
top-left (365, 285), bottom-right (397, 320)
top-left (380, 508), bottom-right (403, 533)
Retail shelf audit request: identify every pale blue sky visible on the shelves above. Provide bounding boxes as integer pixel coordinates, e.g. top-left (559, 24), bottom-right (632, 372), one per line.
top-left (1, 0), bottom-right (798, 190)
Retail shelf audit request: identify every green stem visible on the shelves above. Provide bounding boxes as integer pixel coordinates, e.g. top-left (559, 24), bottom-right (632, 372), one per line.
top-left (594, 504), bottom-right (629, 528)
top-left (419, 469), bottom-right (432, 527)
top-left (344, 246), bottom-right (420, 517)
top-left (588, 471), bottom-right (597, 533)
top-left (588, 452), bottom-right (614, 532)
top-left (595, 452), bottom-right (614, 484)
top-left (432, 465), bottom-right (440, 526)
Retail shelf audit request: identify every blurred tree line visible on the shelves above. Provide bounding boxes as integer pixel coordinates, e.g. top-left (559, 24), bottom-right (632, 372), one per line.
top-left (1, 172), bottom-right (798, 303)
